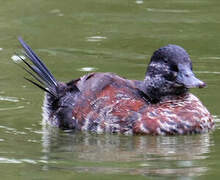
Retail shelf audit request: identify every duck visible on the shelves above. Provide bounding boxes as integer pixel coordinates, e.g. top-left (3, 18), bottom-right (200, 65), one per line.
top-left (17, 37), bottom-right (214, 135)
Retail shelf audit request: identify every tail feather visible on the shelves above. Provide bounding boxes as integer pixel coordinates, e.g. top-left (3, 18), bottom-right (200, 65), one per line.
top-left (21, 64), bottom-right (57, 97)
top-left (18, 37), bottom-right (58, 98)
top-left (24, 77), bottom-right (56, 97)
top-left (15, 53), bottom-right (44, 85)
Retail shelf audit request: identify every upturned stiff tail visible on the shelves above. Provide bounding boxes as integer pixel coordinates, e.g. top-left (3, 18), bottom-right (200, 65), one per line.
top-left (18, 37), bottom-right (58, 98)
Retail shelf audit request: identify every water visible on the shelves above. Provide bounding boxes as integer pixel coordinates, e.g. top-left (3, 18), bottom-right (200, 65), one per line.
top-left (0, 0), bottom-right (220, 179)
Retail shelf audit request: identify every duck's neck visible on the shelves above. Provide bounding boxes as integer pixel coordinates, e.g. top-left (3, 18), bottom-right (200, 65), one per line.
top-left (141, 75), bottom-right (188, 103)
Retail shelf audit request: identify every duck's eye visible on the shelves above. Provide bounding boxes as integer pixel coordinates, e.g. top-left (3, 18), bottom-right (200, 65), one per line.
top-left (171, 64), bottom-right (178, 72)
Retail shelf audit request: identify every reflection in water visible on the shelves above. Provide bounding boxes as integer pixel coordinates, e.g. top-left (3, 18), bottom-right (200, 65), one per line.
top-left (213, 115), bottom-right (220, 129)
top-left (41, 124), bottom-right (213, 177)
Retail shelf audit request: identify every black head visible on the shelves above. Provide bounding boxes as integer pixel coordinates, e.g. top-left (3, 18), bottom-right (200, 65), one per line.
top-left (144, 45), bottom-right (205, 101)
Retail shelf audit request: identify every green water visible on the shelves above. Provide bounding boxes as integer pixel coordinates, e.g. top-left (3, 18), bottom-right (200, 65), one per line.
top-left (0, 0), bottom-right (220, 179)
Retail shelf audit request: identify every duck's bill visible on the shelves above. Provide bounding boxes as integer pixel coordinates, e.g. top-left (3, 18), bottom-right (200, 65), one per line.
top-left (176, 75), bottom-right (206, 88)
top-left (175, 65), bottom-right (206, 88)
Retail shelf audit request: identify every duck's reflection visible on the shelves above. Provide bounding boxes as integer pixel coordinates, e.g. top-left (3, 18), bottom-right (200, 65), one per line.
top-left (41, 124), bottom-right (213, 178)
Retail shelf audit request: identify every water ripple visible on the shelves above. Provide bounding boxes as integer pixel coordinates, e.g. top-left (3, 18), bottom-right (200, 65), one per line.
top-left (0, 157), bottom-right (54, 164)
top-left (0, 96), bottom-right (19, 102)
top-left (213, 115), bottom-right (220, 129)
top-left (21, 159), bottom-right (37, 164)
top-left (77, 67), bottom-right (97, 72)
top-left (135, 0), bottom-right (143, 4)
top-left (11, 54), bottom-right (25, 63)
top-left (147, 8), bottom-right (191, 13)
top-left (49, 9), bottom-right (64, 16)
top-left (86, 36), bottom-right (107, 42)
top-left (0, 106), bottom-right (24, 111)
top-left (0, 157), bottom-right (21, 164)
top-left (195, 71), bottom-right (220, 74)
top-left (200, 56), bottom-right (220, 60)
top-left (0, 125), bottom-right (26, 135)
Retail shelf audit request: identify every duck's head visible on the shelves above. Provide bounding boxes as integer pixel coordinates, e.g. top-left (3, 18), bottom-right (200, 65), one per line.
top-left (144, 44), bottom-right (205, 102)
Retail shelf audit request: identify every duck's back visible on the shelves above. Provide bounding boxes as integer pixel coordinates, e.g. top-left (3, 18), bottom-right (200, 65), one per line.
top-left (71, 73), bottom-right (214, 135)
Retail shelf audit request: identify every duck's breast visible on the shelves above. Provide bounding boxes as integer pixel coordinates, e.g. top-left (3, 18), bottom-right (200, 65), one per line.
top-left (133, 93), bottom-right (214, 135)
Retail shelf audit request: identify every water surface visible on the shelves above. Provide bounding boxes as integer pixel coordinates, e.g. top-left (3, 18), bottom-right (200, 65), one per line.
top-left (0, 0), bottom-right (220, 179)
